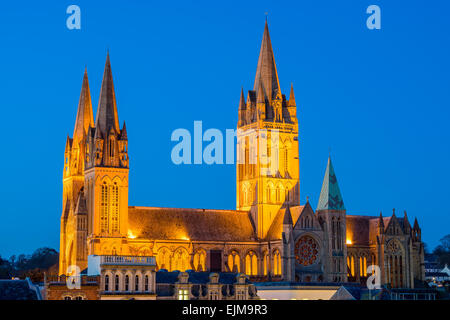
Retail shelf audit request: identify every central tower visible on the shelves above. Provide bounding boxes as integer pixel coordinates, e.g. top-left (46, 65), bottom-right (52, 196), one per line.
top-left (236, 21), bottom-right (300, 239)
top-left (84, 53), bottom-right (130, 256)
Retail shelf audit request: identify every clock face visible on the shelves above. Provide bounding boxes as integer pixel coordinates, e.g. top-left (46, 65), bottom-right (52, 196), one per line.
top-left (295, 235), bottom-right (319, 266)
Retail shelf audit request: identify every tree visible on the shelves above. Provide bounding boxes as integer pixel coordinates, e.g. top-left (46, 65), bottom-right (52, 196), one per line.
top-left (5, 248), bottom-right (59, 280)
top-left (433, 235), bottom-right (450, 267)
top-left (27, 247), bottom-right (58, 270)
top-left (439, 234), bottom-right (450, 252)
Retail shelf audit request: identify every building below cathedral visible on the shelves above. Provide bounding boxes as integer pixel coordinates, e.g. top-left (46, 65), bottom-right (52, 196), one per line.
top-left (59, 20), bottom-right (425, 294)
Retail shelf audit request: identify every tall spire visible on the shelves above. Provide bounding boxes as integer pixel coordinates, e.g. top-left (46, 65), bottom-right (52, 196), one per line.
top-left (288, 83), bottom-right (296, 107)
top-left (95, 52), bottom-right (120, 137)
top-left (73, 68), bottom-right (94, 143)
top-left (239, 87), bottom-right (246, 110)
top-left (253, 20), bottom-right (280, 102)
top-left (317, 157), bottom-right (345, 211)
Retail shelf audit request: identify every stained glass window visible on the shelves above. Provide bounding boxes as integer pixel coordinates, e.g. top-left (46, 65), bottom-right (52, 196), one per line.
top-left (295, 236), bottom-right (319, 266)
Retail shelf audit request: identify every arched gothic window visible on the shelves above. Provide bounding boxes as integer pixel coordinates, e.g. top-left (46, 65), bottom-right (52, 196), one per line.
top-left (227, 250), bottom-right (240, 273)
top-left (125, 275), bottom-right (129, 291)
top-left (193, 250), bottom-right (206, 271)
top-left (263, 251), bottom-right (269, 276)
top-left (104, 275), bottom-right (110, 291)
top-left (135, 275), bottom-right (139, 291)
top-left (245, 251), bottom-right (258, 276)
top-left (115, 274), bottom-right (119, 291)
top-left (144, 275), bottom-right (149, 292)
top-left (101, 182), bottom-right (109, 232)
top-left (110, 182), bottom-right (119, 233)
top-left (273, 249), bottom-right (281, 276)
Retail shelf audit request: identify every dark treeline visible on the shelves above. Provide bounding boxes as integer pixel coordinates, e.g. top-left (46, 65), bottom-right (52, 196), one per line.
top-left (0, 234), bottom-right (448, 283)
top-left (0, 247), bottom-right (59, 282)
top-left (427, 234), bottom-right (450, 266)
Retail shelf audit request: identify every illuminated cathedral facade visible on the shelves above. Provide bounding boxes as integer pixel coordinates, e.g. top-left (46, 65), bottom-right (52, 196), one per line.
top-left (60, 22), bottom-right (425, 288)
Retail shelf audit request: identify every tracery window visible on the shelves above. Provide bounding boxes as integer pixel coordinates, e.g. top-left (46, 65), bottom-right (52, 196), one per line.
top-left (193, 250), bottom-right (206, 271)
top-left (101, 182), bottom-right (109, 232)
top-left (245, 251), bottom-right (258, 276)
top-left (295, 236), bottom-right (319, 266)
top-left (110, 182), bottom-right (119, 233)
top-left (284, 148), bottom-right (288, 174)
top-left (227, 250), bottom-right (240, 273)
top-left (173, 248), bottom-right (189, 271)
top-left (386, 239), bottom-right (404, 288)
top-left (263, 251), bottom-right (269, 276)
top-left (360, 256), bottom-right (367, 277)
top-left (273, 249), bottom-right (281, 275)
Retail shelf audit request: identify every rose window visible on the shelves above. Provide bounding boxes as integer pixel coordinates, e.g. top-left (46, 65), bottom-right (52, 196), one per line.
top-left (295, 236), bottom-right (319, 266)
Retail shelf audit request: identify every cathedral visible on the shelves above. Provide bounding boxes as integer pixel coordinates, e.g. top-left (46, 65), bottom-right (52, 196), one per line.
top-left (59, 21), bottom-right (425, 289)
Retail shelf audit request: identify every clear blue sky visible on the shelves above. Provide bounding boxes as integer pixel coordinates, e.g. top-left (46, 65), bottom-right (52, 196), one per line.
top-left (0, 1), bottom-right (449, 258)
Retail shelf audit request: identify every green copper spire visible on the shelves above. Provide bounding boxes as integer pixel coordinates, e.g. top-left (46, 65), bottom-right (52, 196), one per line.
top-left (317, 157), bottom-right (345, 211)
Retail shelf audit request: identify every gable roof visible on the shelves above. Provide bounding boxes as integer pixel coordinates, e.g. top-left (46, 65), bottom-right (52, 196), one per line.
top-left (128, 207), bottom-right (257, 242)
top-left (265, 205), bottom-right (303, 240)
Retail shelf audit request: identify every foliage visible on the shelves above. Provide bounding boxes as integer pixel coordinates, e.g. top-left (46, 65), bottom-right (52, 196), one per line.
top-left (0, 247), bottom-right (59, 280)
top-left (432, 234), bottom-right (450, 267)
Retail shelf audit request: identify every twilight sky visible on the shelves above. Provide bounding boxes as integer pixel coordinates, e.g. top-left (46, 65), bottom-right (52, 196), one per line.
top-left (0, 0), bottom-right (449, 258)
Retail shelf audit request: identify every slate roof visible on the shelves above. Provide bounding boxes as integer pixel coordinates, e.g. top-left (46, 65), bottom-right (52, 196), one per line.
top-left (346, 215), bottom-right (387, 246)
top-left (128, 207), bottom-right (257, 242)
top-left (0, 279), bottom-right (40, 300)
top-left (426, 272), bottom-right (449, 277)
top-left (346, 215), bottom-right (371, 245)
top-left (265, 206), bottom-right (304, 240)
top-left (317, 157), bottom-right (345, 211)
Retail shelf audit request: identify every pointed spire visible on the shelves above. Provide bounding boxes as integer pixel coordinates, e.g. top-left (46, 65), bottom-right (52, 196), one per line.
top-left (120, 121), bottom-right (127, 140)
top-left (239, 88), bottom-right (246, 110)
top-left (288, 83), bottom-right (296, 107)
top-left (95, 52), bottom-right (120, 138)
top-left (317, 156), bottom-right (345, 211)
top-left (257, 80), bottom-right (265, 104)
top-left (379, 211), bottom-right (385, 228)
top-left (392, 208), bottom-right (396, 217)
top-left (413, 217), bottom-right (420, 230)
top-left (253, 20), bottom-right (280, 102)
top-left (73, 68), bottom-right (94, 143)
top-left (403, 210), bottom-right (411, 230)
top-left (283, 204), bottom-right (293, 225)
top-left (65, 135), bottom-right (72, 152)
